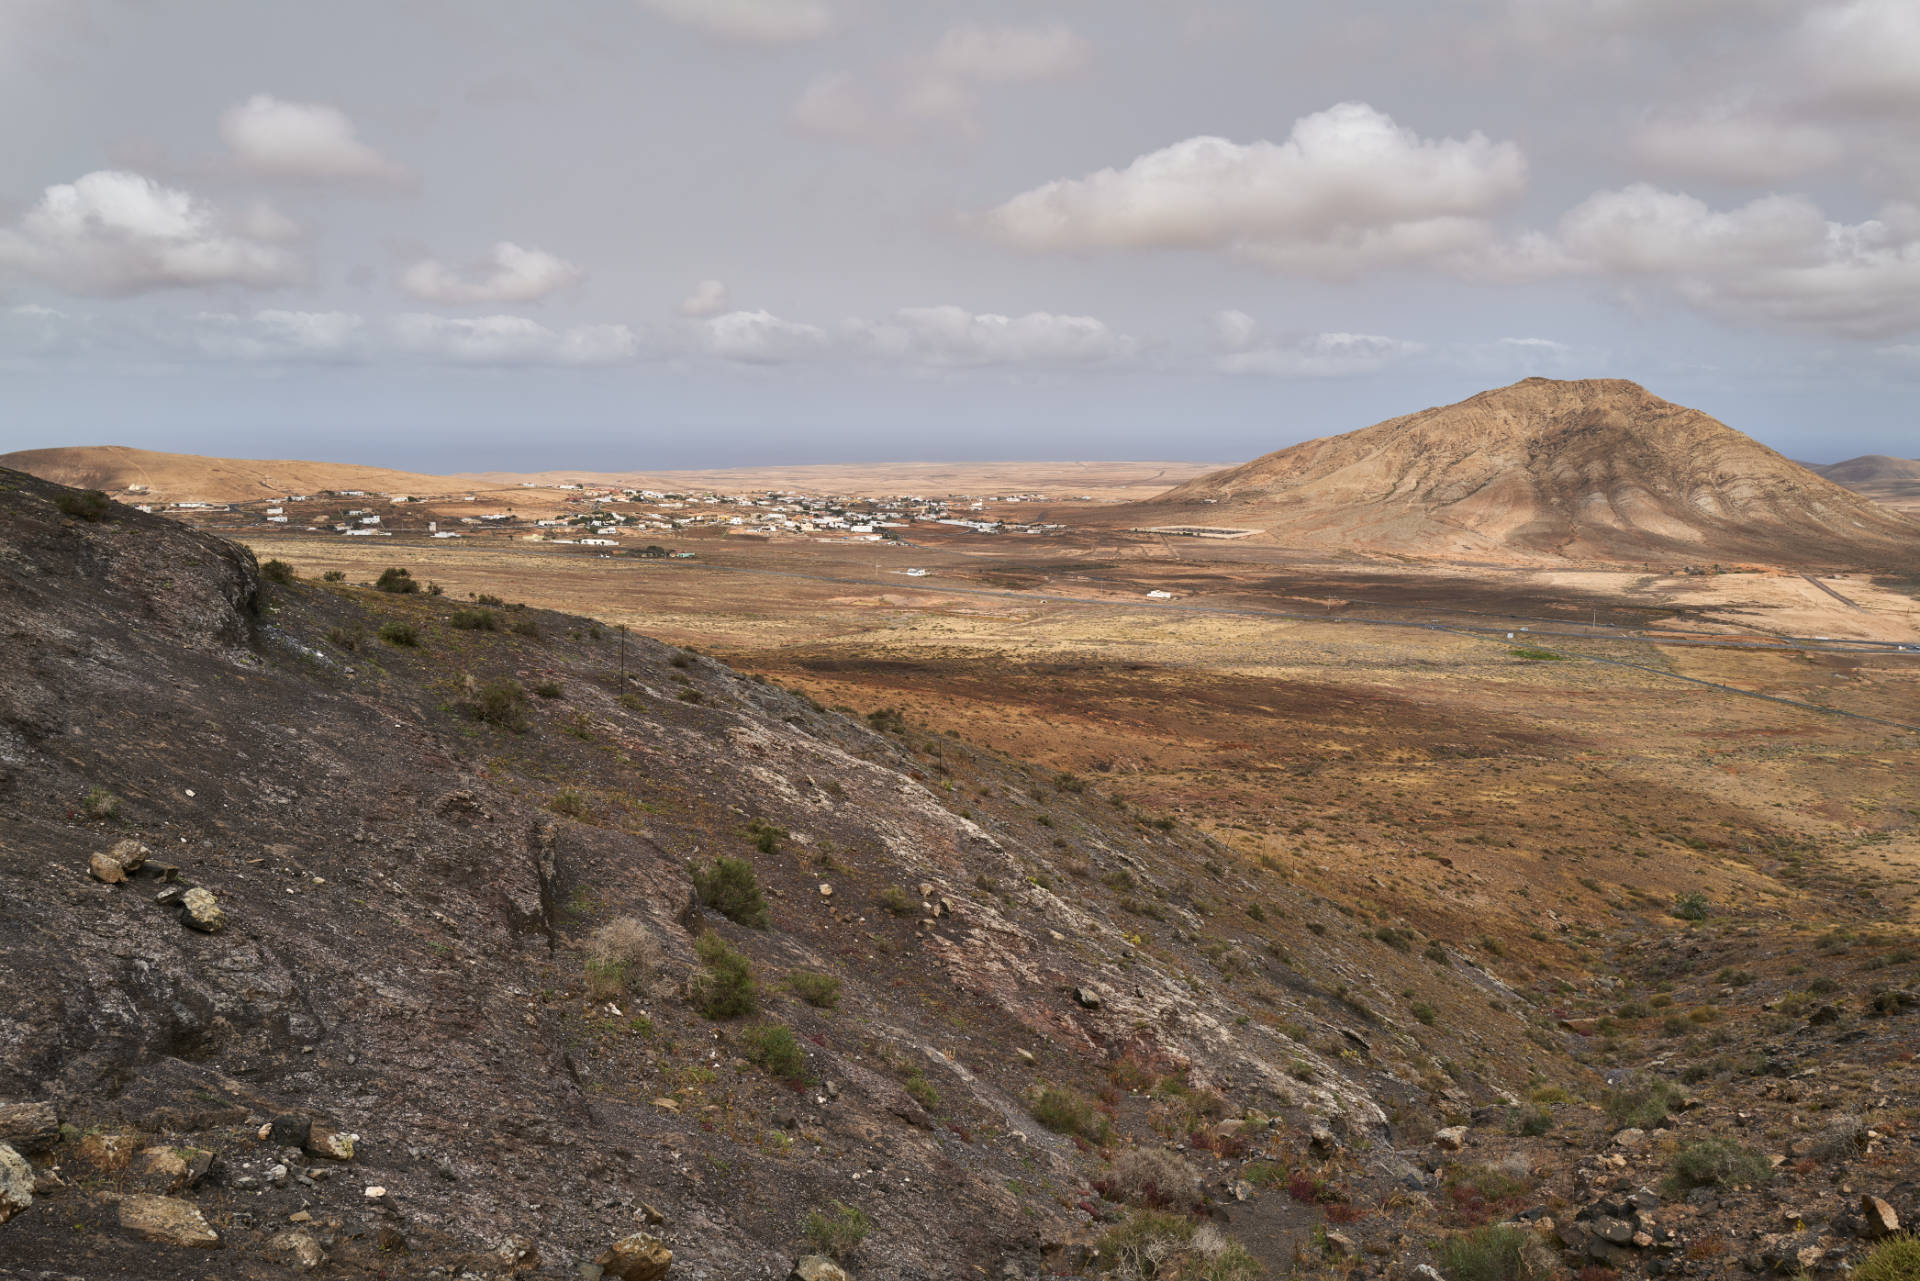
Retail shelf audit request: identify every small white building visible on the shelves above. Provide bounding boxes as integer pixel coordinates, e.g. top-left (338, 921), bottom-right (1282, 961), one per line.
top-left (1147, 590), bottom-right (1175, 600)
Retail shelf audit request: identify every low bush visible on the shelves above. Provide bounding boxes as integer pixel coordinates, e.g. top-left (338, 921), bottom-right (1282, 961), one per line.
top-left (582, 916), bottom-right (659, 1000)
top-left (1434, 1225), bottom-right (1528, 1281)
top-left (1853, 1235), bottom-right (1920, 1281)
top-left (449, 608), bottom-right (497, 631)
top-left (1443, 1165), bottom-right (1533, 1227)
top-left (548, 787), bottom-right (589, 819)
top-left (510, 617), bottom-right (541, 638)
top-left (80, 786), bottom-right (120, 821)
top-left (900, 1067), bottom-right (939, 1111)
top-left (691, 856), bottom-right (769, 928)
top-left (787, 971), bottom-right (841, 1009)
top-left (55, 489), bottom-right (112, 521)
top-left (378, 621), bottom-right (418, 647)
top-left (1603, 1078), bottom-right (1684, 1130)
top-left (802, 1201), bottom-right (871, 1261)
top-left (690, 933), bottom-right (757, 1019)
top-left (1509, 646), bottom-right (1567, 661)
top-left (1031, 1085), bottom-right (1112, 1144)
top-left (375, 567), bottom-right (419, 594)
top-left (743, 1023), bottom-right (808, 1082)
top-left (1671, 890), bottom-right (1710, 921)
top-left (471, 680), bottom-right (529, 731)
top-left (321, 570), bottom-right (346, 582)
top-left (1513, 1105), bottom-right (1554, 1137)
top-left (532, 681), bottom-right (564, 699)
top-left (474, 593), bottom-right (505, 607)
top-left (878, 885), bottom-right (915, 916)
top-left (260, 559), bottom-right (295, 584)
top-left (327, 626), bottom-right (363, 651)
top-left (1667, 1136), bottom-right (1771, 1191)
top-left (745, 819), bottom-right (787, 853)
top-left (1100, 1146), bottom-right (1201, 1210)
top-left (866, 706), bottom-right (908, 734)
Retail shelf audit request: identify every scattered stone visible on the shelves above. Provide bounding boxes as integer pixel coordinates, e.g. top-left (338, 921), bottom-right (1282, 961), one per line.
top-left (1860, 1193), bottom-right (1900, 1238)
top-left (1613, 1127), bottom-right (1648, 1150)
top-left (180, 886), bottom-right (225, 932)
top-left (305, 1125), bottom-right (355, 1160)
top-left (1072, 986), bottom-right (1103, 1010)
top-left (791, 1257), bottom-right (852, 1281)
top-left (363, 1184), bottom-right (387, 1199)
top-left (155, 886), bottom-right (183, 907)
top-left (1433, 1125), bottom-right (1468, 1151)
top-left (595, 1232), bottom-right (673, 1281)
top-left (136, 1145), bottom-right (213, 1193)
top-left (1015, 1049), bottom-right (1036, 1066)
top-left (1323, 1230), bottom-right (1357, 1258)
top-left (1309, 1122), bottom-right (1337, 1154)
top-left (269, 1229), bottom-right (328, 1272)
top-left (0, 1102), bottom-right (58, 1154)
top-left (269, 1115), bottom-right (312, 1147)
top-left (89, 852), bottom-right (126, 884)
top-left (117, 1194), bottom-right (221, 1248)
top-left (0, 1142), bottom-right (32, 1223)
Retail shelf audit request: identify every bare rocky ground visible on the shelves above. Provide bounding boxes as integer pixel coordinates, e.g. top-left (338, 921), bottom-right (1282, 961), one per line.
top-left (1, 468), bottom-right (1916, 1281)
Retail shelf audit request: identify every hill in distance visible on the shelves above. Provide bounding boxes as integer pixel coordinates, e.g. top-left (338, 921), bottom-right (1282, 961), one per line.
top-left (1809, 454), bottom-right (1920, 514)
top-left (0, 445), bottom-right (461, 505)
top-left (1131, 378), bottom-right (1920, 567)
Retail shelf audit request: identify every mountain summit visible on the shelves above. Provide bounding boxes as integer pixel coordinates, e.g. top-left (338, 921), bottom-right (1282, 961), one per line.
top-left (1142, 378), bottom-right (1919, 565)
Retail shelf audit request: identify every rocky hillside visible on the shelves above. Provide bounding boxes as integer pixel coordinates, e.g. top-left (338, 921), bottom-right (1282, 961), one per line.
top-left (0, 445), bottom-right (457, 505)
top-left (3, 469), bottom-right (1916, 1281)
top-left (1811, 455), bottom-right (1920, 514)
top-left (1135, 379), bottom-right (1920, 567)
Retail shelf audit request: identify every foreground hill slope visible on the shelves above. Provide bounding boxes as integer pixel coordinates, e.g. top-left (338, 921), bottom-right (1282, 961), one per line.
top-left (0, 445), bottom-right (458, 505)
top-left (1137, 379), bottom-right (1920, 566)
top-left (0, 468), bottom-right (1567, 1279)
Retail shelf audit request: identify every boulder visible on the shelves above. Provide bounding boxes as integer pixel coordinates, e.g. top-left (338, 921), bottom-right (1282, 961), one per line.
top-left (137, 1145), bottom-right (214, 1194)
top-left (305, 1124), bottom-right (355, 1160)
top-left (181, 887), bottom-right (226, 933)
top-left (790, 1258), bottom-right (852, 1281)
top-left (269, 1229), bottom-right (328, 1272)
top-left (1433, 1125), bottom-right (1469, 1151)
top-left (117, 1194), bottom-right (221, 1248)
top-left (1072, 987), bottom-right (1103, 1011)
top-left (0, 1142), bottom-right (32, 1223)
top-left (88, 839), bottom-right (149, 884)
top-left (0, 1101), bottom-right (59, 1154)
top-left (1860, 1194), bottom-right (1900, 1238)
top-left (89, 852), bottom-right (127, 884)
top-left (595, 1232), bottom-right (673, 1281)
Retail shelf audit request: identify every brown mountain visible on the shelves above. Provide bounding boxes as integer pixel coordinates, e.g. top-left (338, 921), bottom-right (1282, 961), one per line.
top-left (0, 444), bottom-right (461, 504)
top-left (1134, 378), bottom-right (1920, 566)
top-left (1810, 454), bottom-right (1920, 514)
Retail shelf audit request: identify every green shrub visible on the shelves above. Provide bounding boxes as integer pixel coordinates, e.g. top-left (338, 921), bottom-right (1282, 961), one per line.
top-left (802, 1201), bottom-right (871, 1261)
top-left (866, 706), bottom-right (907, 733)
top-left (745, 819), bottom-right (788, 853)
top-left (375, 567), bottom-right (419, 594)
top-left (449, 608), bottom-right (497, 631)
top-left (583, 916), bottom-right (659, 1000)
top-left (1667, 1136), bottom-right (1770, 1191)
top-left (471, 680), bottom-right (529, 732)
top-left (55, 489), bottom-right (112, 521)
top-left (1200, 1242), bottom-right (1263, 1281)
top-left (878, 885), bottom-right (915, 916)
top-left (1671, 890), bottom-right (1710, 921)
top-left (532, 681), bottom-right (563, 699)
top-left (1509, 646), bottom-right (1566, 661)
top-left (1411, 1001), bottom-right (1438, 1025)
top-left (322, 570), bottom-right (346, 583)
top-left (475, 593), bottom-right (505, 607)
top-left (1099, 1211), bottom-right (1195, 1278)
top-left (548, 787), bottom-right (589, 819)
top-left (787, 971), bottom-right (841, 1009)
top-left (260, 559), bottom-right (295, 584)
top-left (1512, 1105), bottom-right (1554, 1137)
top-left (1030, 1085), bottom-right (1112, 1143)
top-left (1603, 1078), bottom-right (1684, 1130)
top-left (327, 626), bottom-right (363, 651)
top-left (80, 786), bottom-right (120, 821)
top-left (379, 621), bottom-right (418, 647)
top-left (510, 617), bottom-right (541, 638)
top-left (690, 933), bottom-right (757, 1019)
top-left (1424, 942), bottom-right (1451, 965)
top-left (691, 856), bottom-right (769, 928)
top-left (901, 1068), bottom-right (939, 1111)
top-left (1853, 1235), bottom-right (1920, 1281)
top-left (1434, 1225), bottom-right (1527, 1281)
top-left (743, 1023), bottom-right (808, 1082)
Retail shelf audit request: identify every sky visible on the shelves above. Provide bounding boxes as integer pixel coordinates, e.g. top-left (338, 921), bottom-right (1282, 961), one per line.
top-left (2, 0), bottom-right (1919, 471)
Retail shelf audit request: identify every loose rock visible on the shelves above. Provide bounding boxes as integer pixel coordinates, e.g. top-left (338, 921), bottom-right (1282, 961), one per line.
top-left (0, 1142), bottom-right (32, 1223)
top-left (595, 1232), bottom-right (673, 1281)
top-left (270, 1229), bottom-right (328, 1272)
top-left (1860, 1193), bottom-right (1900, 1238)
top-left (180, 886), bottom-right (226, 933)
top-left (0, 1101), bottom-right (59, 1154)
top-left (1433, 1125), bottom-right (1468, 1151)
top-left (790, 1257), bottom-right (852, 1281)
top-left (117, 1194), bottom-right (221, 1248)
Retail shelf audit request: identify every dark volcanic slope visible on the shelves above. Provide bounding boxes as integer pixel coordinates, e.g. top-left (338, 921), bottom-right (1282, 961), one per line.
top-left (1132, 378), bottom-right (1920, 566)
top-left (0, 468), bottom-right (1560, 1279)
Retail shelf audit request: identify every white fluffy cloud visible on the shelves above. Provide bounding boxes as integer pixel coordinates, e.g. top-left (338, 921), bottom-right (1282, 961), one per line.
top-left (1516, 184), bottom-right (1920, 337)
top-left (1801, 0), bottom-right (1920, 111)
top-left (1212, 313), bottom-right (1424, 376)
top-left (638, 0), bottom-right (829, 44)
top-left (220, 95), bottom-right (404, 181)
top-left (1632, 106), bottom-right (1844, 184)
top-left (678, 279), bottom-right (730, 317)
top-left (401, 243), bottom-right (582, 304)
top-left (193, 309), bottom-right (365, 360)
top-left (851, 306), bottom-right (1136, 366)
top-left (0, 170), bottom-right (301, 295)
top-left (982, 103), bottom-right (1527, 277)
top-left (930, 23), bottom-right (1090, 81)
top-left (696, 310), bottom-right (829, 363)
top-left (391, 314), bottom-right (639, 364)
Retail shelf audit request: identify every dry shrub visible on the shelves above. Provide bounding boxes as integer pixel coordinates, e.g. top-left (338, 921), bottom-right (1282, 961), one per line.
top-left (1100, 1146), bottom-right (1200, 1210)
top-left (583, 916), bottom-right (660, 1000)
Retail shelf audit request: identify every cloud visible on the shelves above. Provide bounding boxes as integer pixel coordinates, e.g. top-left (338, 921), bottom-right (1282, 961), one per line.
top-left (695, 309), bottom-right (829, 363)
top-left (0, 170), bottom-right (301, 295)
top-left (1211, 313), bottom-right (1424, 376)
top-left (1801, 0), bottom-right (1920, 112)
top-left (637, 0), bottom-right (829, 45)
top-left (1510, 184), bottom-right (1920, 337)
top-left (1632, 105), bottom-right (1845, 184)
top-left (192, 308), bottom-right (365, 361)
top-left (401, 242), bottom-right (582, 304)
top-left (391, 313), bottom-right (639, 364)
top-left (851, 305), bottom-right (1136, 366)
top-left (678, 279), bottom-right (730, 317)
top-left (930, 23), bottom-right (1091, 81)
top-left (219, 95), bottom-right (404, 181)
top-left (791, 72), bottom-right (878, 140)
top-left (981, 103), bottom-right (1527, 277)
